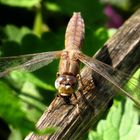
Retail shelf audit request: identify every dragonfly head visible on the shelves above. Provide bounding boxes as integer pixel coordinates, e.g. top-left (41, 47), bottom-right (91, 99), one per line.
top-left (55, 74), bottom-right (77, 96)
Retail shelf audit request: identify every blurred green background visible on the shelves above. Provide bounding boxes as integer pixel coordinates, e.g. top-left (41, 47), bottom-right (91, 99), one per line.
top-left (0, 0), bottom-right (140, 140)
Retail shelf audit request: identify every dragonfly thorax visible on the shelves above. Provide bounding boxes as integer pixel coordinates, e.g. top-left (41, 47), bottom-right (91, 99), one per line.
top-left (55, 74), bottom-right (77, 96)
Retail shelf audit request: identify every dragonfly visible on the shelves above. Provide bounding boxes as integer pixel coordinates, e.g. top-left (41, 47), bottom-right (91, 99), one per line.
top-left (0, 12), bottom-right (140, 106)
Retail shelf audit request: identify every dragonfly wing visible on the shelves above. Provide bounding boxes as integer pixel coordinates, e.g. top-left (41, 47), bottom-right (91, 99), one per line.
top-left (78, 53), bottom-right (140, 106)
top-left (0, 51), bottom-right (62, 77)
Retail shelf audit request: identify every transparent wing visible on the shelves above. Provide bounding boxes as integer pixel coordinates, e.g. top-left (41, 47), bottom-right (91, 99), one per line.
top-left (78, 53), bottom-right (140, 106)
top-left (0, 51), bottom-right (62, 77)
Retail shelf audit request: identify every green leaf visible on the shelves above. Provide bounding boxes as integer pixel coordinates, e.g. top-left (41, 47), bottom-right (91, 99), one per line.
top-left (84, 27), bottom-right (108, 56)
top-left (119, 100), bottom-right (140, 140)
top-left (4, 25), bottom-right (32, 43)
top-left (8, 127), bottom-right (23, 140)
top-left (6, 70), bottom-right (54, 117)
top-left (45, 2), bottom-right (61, 12)
top-left (0, 81), bottom-right (35, 135)
top-left (89, 99), bottom-right (140, 140)
top-left (9, 70), bottom-right (55, 91)
top-left (35, 127), bottom-right (58, 135)
top-left (0, 0), bottom-right (41, 8)
top-left (108, 28), bottom-right (117, 38)
top-left (33, 9), bottom-right (44, 37)
top-left (125, 69), bottom-right (140, 100)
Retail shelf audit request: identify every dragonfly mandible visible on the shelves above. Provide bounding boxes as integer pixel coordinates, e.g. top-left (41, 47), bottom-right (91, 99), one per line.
top-left (0, 12), bottom-right (140, 105)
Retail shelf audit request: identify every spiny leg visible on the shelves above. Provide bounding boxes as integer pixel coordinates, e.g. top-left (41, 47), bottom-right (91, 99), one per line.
top-left (76, 74), bottom-right (96, 114)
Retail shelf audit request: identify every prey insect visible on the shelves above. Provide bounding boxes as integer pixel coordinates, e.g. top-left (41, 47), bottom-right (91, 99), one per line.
top-left (0, 12), bottom-right (140, 106)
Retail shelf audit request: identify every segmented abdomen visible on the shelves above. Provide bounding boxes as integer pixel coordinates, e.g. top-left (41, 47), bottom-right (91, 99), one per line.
top-left (65, 12), bottom-right (85, 50)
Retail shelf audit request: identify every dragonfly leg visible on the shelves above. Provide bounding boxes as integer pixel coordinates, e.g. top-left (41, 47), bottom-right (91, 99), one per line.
top-left (76, 74), bottom-right (97, 114)
top-left (73, 92), bottom-right (77, 100)
top-left (62, 95), bottom-right (72, 104)
top-left (77, 74), bottom-right (84, 87)
top-left (56, 93), bottom-right (71, 104)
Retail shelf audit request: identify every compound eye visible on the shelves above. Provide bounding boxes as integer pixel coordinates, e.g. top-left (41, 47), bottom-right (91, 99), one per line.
top-left (67, 76), bottom-right (77, 86)
top-left (59, 76), bottom-right (66, 83)
top-left (55, 76), bottom-right (66, 89)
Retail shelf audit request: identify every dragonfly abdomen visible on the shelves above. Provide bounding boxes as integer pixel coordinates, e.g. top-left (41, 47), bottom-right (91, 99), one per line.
top-left (65, 12), bottom-right (85, 50)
